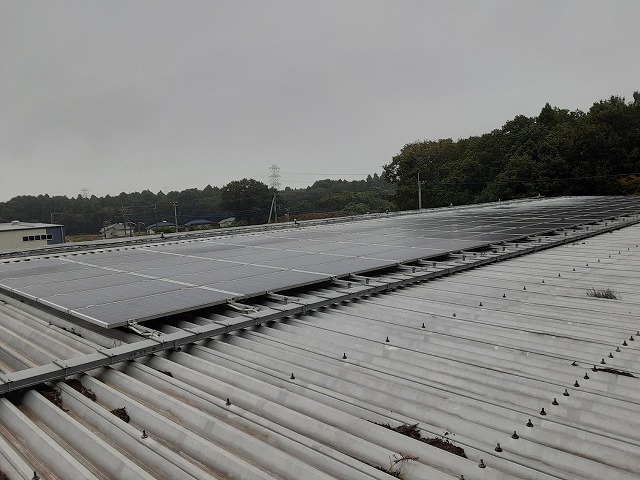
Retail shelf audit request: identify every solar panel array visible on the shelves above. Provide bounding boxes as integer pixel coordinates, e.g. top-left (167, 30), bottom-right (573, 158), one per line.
top-left (1, 196), bottom-right (639, 328)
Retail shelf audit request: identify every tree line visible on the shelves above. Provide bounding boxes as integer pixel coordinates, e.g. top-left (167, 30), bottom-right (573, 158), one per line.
top-left (383, 92), bottom-right (640, 209)
top-left (0, 174), bottom-right (393, 234)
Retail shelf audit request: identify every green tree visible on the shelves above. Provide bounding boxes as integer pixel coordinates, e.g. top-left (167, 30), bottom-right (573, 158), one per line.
top-left (220, 178), bottom-right (271, 214)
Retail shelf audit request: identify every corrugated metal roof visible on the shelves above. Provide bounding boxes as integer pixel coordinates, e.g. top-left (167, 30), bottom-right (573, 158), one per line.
top-left (0, 206), bottom-right (639, 479)
top-left (0, 222), bottom-right (63, 232)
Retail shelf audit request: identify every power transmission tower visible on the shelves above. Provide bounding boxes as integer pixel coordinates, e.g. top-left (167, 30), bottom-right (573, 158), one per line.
top-left (269, 165), bottom-right (281, 190)
top-left (268, 165), bottom-right (281, 223)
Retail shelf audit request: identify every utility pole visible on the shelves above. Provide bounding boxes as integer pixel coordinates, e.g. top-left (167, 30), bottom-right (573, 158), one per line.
top-left (417, 172), bottom-right (422, 210)
top-left (171, 201), bottom-right (179, 233)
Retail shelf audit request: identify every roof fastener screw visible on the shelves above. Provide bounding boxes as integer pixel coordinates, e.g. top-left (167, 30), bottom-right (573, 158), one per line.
top-left (32, 473), bottom-right (40, 480)
top-left (385, 336), bottom-right (390, 343)
top-left (453, 313), bottom-right (456, 317)
top-left (540, 408), bottom-right (546, 416)
top-left (571, 361), bottom-right (578, 366)
top-left (141, 430), bottom-right (148, 439)
top-left (586, 263), bottom-right (589, 267)
top-left (542, 279), bottom-right (545, 283)
top-left (225, 398), bottom-right (231, 406)
top-left (563, 389), bottom-right (570, 396)
top-left (552, 398), bottom-right (558, 405)
top-left (631, 336), bottom-right (635, 341)
top-left (597, 259), bottom-right (600, 262)
top-left (574, 380), bottom-right (580, 387)
top-left (572, 268), bottom-right (575, 271)
top-left (503, 293), bottom-right (506, 298)
top-left (526, 419), bottom-right (533, 427)
top-left (342, 353), bottom-right (347, 359)
top-left (592, 365), bottom-right (597, 372)
top-left (290, 373), bottom-right (295, 380)
top-left (479, 302), bottom-right (483, 307)
top-left (421, 323), bottom-right (425, 328)
top-left (511, 431), bottom-right (519, 439)
top-left (558, 273), bottom-right (561, 277)
top-left (478, 459), bottom-right (486, 468)
top-left (523, 286), bottom-right (526, 290)
top-left (623, 340), bottom-right (628, 346)
top-left (459, 476), bottom-right (465, 480)
top-left (608, 352), bottom-right (614, 358)
top-left (601, 358), bottom-right (606, 364)
top-left (584, 373), bottom-right (589, 379)
top-left (495, 443), bottom-right (503, 452)
top-left (615, 347), bottom-right (621, 352)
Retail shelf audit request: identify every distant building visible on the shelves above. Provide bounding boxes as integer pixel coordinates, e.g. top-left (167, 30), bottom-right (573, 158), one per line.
top-left (99, 223), bottom-right (133, 238)
top-left (218, 217), bottom-right (236, 227)
top-left (184, 219), bottom-right (214, 230)
top-left (146, 220), bottom-right (176, 233)
top-left (0, 221), bottom-right (65, 251)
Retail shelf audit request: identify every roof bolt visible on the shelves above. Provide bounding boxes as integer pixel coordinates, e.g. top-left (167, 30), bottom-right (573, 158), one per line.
top-left (478, 459), bottom-right (486, 468)
top-left (608, 254), bottom-right (611, 258)
top-left (511, 431), bottom-right (519, 439)
top-left (586, 263), bottom-right (589, 267)
top-left (574, 380), bottom-right (580, 387)
top-left (584, 373), bottom-right (589, 379)
top-left (597, 259), bottom-right (600, 262)
top-left (615, 347), bottom-right (621, 352)
top-left (526, 419), bottom-right (533, 427)
top-left (479, 302), bottom-right (483, 307)
top-left (637, 331), bottom-right (640, 336)
top-left (523, 286), bottom-right (526, 290)
top-left (32, 473), bottom-right (40, 480)
top-left (342, 353), bottom-right (347, 359)
top-left (452, 312), bottom-right (456, 317)
top-left (572, 268), bottom-right (575, 271)
top-left (563, 388), bottom-right (570, 396)
top-left (459, 476), bottom-right (465, 480)
top-left (495, 442), bottom-right (503, 452)
top-left (540, 408), bottom-right (546, 416)
top-left (385, 336), bottom-right (390, 343)
top-left (225, 398), bottom-right (231, 406)
top-left (542, 279), bottom-right (545, 283)
top-left (630, 336), bottom-right (635, 341)
top-left (608, 352), bottom-right (614, 358)
top-left (290, 373), bottom-right (295, 379)
top-left (592, 365), bottom-right (597, 372)
top-left (503, 293), bottom-right (506, 298)
top-left (601, 358), bottom-right (606, 364)
top-left (558, 273), bottom-right (561, 277)
top-left (421, 323), bottom-right (426, 328)
top-left (552, 398), bottom-right (559, 405)
top-left (571, 361), bottom-right (578, 366)
top-left (141, 430), bottom-right (148, 439)
top-left (623, 340), bottom-right (628, 346)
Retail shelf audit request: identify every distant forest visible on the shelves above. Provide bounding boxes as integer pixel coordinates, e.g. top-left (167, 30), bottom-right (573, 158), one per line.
top-left (1, 91), bottom-right (638, 234)
top-left (0, 174), bottom-right (393, 234)
top-left (384, 92), bottom-right (640, 209)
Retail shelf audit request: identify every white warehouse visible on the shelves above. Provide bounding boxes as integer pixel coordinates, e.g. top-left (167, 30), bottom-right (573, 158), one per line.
top-left (0, 221), bottom-right (65, 252)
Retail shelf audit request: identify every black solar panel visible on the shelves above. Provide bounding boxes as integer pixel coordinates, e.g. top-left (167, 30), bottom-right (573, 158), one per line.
top-left (0, 196), bottom-right (638, 328)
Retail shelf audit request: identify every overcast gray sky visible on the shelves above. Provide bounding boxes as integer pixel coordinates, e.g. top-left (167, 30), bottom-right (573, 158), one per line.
top-left (1, 1), bottom-right (639, 201)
